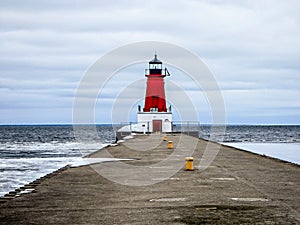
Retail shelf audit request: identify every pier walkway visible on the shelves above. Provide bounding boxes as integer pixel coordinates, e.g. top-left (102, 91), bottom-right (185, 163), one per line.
top-left (0, 134), bottom-right (299, 224)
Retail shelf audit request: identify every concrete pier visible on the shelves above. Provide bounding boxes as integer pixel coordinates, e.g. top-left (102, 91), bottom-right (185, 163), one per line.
top-left (0, 134), bottom-right (299, 224)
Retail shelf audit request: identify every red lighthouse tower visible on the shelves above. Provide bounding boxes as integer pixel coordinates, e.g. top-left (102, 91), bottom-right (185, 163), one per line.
top-left (137, 54), bottom-right (172, 133)
top-left (143, 54), bottom-right (168, 112)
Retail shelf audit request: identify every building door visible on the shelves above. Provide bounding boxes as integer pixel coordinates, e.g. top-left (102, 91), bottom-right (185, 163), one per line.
top-left (152, 120), bottom-right (162, 132)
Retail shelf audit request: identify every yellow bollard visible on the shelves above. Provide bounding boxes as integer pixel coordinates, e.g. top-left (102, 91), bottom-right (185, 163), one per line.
top-left (185, 157), bottom-right (194, 171)
top-left (163, 136), bottom-right (167, 141)
top-left (168, 141), bottom-right (173, 149)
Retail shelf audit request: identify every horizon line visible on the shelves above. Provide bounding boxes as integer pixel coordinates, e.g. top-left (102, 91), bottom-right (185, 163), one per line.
top-left (0, 123), bottom-right (299, 126)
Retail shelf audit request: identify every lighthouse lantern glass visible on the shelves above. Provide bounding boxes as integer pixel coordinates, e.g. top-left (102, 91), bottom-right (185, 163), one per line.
top-left (149, 62), bottom-right (162, 75)
top-left (149, 63), bottom-right (162, 69)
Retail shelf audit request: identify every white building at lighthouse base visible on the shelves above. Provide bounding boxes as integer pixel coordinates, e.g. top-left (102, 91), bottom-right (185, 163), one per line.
top-left (137, 112), bottom-right (172, 133)
top-left (117, 112), bottom-right (172, 134)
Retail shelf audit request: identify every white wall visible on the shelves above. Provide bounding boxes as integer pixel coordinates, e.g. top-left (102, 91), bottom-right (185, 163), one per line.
top-left (137, 112), bottom-right (172, 132)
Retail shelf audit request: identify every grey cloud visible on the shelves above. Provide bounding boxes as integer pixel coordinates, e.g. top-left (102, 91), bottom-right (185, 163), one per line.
top-left (0, 0), bottom-right (299, 124)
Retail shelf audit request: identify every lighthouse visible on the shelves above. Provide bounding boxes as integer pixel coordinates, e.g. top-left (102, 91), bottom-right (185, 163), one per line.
top-left (116, 54), bottom-right (172, 136)
top-left (137, 54), bottom-right (172, 133)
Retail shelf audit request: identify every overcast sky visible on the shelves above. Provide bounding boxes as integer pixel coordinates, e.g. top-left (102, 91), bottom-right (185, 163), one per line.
top-left (0, 0), bottom-right (299, 125)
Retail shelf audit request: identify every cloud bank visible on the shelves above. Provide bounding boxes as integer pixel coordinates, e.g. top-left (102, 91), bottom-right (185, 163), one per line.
top-left (0, 0), bottom-right (299, 124)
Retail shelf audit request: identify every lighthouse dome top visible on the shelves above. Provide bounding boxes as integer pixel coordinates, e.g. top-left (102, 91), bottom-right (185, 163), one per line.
top-left (149, 54), bottom-right (162, 64)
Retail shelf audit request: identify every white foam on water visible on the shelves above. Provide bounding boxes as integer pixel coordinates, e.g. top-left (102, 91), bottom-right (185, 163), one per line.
top-left (0, 157), bottom-right (81, 196)
top-left (0, 141), bottom-right (108, 157)
top-left (0, 126), bottom-right (116, 197)
top-left (222, 143), bottom-right (300, 165)
top-left (0, 156), bottom-right (132, 196)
